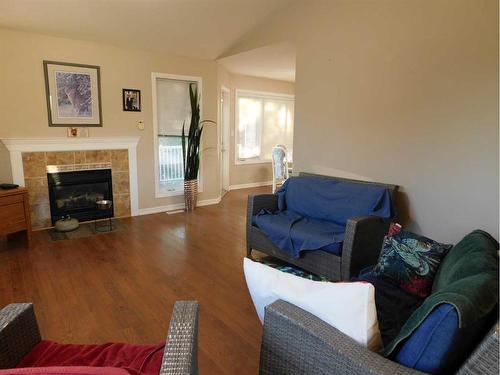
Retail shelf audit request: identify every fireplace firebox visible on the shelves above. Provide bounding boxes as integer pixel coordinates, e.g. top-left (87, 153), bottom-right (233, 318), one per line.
top-left (47, 169), bottom-right (113, 225)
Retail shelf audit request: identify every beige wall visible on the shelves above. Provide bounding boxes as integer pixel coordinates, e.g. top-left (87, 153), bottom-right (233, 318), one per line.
top-left (0, 28), bottom-right (220, 210)
top-left (227, 0), bottom-right (499, 243)
top-left (217, 66), bottom-right (295, 186)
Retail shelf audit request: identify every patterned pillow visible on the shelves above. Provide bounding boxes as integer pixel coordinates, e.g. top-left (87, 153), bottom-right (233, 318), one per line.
top-left (373, 231), bottom-right (452, 298)
top-left (261, 260), bottom-right (329, 281)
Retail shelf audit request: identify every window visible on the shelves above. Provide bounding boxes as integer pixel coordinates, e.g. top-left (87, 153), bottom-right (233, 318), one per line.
top-left (236, 90), bottom-right (294, 164)
top-left (152, 73), bottom-right (202, 197)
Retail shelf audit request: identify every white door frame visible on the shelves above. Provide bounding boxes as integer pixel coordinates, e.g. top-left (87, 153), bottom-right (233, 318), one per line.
top-left (219, 86), bottom-right (231, 195)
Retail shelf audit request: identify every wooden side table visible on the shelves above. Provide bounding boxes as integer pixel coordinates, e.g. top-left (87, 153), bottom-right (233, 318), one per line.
top-left (0, 187), bottom-right (32, 248)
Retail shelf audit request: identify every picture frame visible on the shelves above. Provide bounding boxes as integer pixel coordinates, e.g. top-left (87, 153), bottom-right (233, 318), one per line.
top-left (43, 60), bottom-right (102, 127)
top-left (122, 89), bottom-right (141, 112)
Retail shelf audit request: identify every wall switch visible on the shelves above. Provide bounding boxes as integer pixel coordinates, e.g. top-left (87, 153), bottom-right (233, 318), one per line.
top-left (137, 120), bottom-right (145, 130)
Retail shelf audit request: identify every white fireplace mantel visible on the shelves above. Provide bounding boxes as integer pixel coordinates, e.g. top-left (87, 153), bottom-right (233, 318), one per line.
top-left (1, 137), bottom-right (140, 216)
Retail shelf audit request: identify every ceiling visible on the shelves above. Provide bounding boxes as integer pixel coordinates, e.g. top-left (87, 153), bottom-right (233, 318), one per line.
top-left (0, 0), bottom-right (293, 60)
top-left (218, 42), bottom-right (296, 82)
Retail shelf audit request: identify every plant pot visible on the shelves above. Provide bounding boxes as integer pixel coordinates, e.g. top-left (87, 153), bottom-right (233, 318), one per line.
top-left (184, 179), bottom-right (198, 211)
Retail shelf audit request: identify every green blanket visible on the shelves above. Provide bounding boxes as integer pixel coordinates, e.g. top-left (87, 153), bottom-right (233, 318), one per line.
top-left (385, 230), bottom-right (499, 356)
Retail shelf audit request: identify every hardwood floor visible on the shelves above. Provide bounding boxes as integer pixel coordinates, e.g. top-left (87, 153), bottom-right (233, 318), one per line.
top-left (0, 187), bottom-right (271, 375)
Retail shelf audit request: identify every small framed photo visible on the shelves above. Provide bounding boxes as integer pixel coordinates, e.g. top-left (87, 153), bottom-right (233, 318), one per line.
top-left (67, 127), bottom-right (89, 138)
top-left (43, 60), bottom-right (102, 127)
top-left (123, 89), bottom-right (141, 112)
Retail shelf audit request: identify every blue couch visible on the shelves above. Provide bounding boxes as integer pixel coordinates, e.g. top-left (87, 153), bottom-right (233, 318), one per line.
top-left (247, 173), bottom-right (398, 281)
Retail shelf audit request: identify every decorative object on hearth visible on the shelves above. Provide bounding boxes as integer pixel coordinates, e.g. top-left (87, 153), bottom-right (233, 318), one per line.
top-left (48, 220), bottom-right (126, 241)
top-left (43, 60), bottom-right (102, 127)
top-left (181, 83), bottom-right (215, 211)
top-left (54, 216), bottom-right (79, 232)
top-left (66, 127), bottom-right (89, 138)
top-left (0, 183), bottom-right (19, 190)
top-left (95, 199), bottom-right (113, 232)
top-left (122, 88), bottom-right (141, 111)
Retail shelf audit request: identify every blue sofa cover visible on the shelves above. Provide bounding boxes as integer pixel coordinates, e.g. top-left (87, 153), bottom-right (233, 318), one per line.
top-left (254, 176), bottom-right (392, 258)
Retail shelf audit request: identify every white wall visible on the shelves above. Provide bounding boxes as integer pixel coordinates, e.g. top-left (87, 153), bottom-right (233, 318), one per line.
top-left (226, 0), bottom-right (499, 243)
top-left (0, 28), bottom-right (220, 209)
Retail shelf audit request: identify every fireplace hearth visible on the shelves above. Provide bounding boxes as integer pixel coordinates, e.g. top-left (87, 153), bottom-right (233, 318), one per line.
top-left (47, 169), bottom-right (113, 225)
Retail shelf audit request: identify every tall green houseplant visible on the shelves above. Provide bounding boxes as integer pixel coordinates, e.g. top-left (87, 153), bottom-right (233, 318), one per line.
top-left (181, 83), bottom-right (215, 210)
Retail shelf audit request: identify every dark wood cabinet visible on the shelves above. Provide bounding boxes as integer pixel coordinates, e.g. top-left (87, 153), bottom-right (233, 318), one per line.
top-left (0, 188), bottom-right (32, 248)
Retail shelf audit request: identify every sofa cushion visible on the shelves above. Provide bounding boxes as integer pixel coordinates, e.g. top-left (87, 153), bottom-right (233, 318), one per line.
top-left (254, 210), bottom-right (344, 257)
top-left (243, 257), bottom-right (382, 351)
top-left (16, 341), bottom-right (164, 375)
top-left (385, 230), bottom-right (499, 370)
top-left (394, 304), bottom-right (458, 373)
top-left (373, 230), bottom-right (452, 298)
top-left (281, 176), bottom-right (392, 225)
top-left (355, 267), bottom-right (424, 347)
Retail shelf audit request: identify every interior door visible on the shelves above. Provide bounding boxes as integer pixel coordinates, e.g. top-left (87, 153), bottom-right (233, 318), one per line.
top-left (220, 87), bottom-right (230, 195)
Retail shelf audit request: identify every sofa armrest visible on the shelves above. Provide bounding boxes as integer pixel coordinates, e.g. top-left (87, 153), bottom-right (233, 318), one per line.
top-left (160, 301), bottom-right (199, 375)
top-left (0, 303), bottom-right (42, 369)
top-left (458, 323), bottom-right (499, 375)
top-left (341, 215), bottom-right (390, 280)
top-left (247, 194), bottom-right (278, 217)
top-left (260, 300), bottom-right (425, 375)
top-left (247, 194), bottom-right (279, 256)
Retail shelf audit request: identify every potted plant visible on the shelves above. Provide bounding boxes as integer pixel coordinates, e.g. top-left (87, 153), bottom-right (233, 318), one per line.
top-left (181, 83), bottom-right (215, 211)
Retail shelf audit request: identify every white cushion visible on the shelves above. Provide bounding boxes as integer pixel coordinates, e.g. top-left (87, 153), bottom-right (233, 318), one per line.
top-left (243, 257), bottom-right (382, 351)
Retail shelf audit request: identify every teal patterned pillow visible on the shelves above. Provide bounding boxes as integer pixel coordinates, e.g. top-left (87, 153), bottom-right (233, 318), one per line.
top-left (373, 231), bottom-right (452, 298)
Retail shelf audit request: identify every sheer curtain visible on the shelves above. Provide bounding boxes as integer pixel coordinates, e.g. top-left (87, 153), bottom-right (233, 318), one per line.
top-left (236, 92), bottom-right (294, 163)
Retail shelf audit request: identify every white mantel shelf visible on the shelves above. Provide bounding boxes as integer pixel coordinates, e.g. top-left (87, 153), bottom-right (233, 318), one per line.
top-left (1, 137), bottom-right (141, 216)
top-left (2, 137), bottom-right (140, 151)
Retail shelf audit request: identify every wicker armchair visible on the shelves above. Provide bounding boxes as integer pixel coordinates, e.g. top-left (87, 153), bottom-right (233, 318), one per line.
top-left (0, 301), bottom-right (199, 375)
top-left (259, 300), bottom-right (499, 375)
top-left (247, 173), bottom-right (399, 280)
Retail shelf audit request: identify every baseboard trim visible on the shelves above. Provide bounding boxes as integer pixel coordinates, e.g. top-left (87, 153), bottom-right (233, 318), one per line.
top-left (228, 181), bottom-right (272, 190)
top-left (138, 197), bottom-right (222, 216)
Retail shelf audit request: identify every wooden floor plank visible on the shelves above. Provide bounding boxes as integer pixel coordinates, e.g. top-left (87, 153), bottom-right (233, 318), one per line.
top-left (0, 187), bottom-right (270, 374)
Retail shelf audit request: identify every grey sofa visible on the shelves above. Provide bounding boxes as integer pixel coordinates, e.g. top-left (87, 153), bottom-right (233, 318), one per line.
top-left (259, 300), bottom-right (499, 375)
top-left (0, 301), bottom-right (198, 375)
top-left (247, 173), bottom-right (399, 280)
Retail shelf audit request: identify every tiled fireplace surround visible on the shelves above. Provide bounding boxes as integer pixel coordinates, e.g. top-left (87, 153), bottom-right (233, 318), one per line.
top-left (2, 137), bottom-right (140, 230)
top-left (24, 150), bottom-right (130, 229)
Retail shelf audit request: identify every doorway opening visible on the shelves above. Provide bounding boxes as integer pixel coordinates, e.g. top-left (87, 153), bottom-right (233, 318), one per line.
top-left (220, 86), bottom-right (231, 196)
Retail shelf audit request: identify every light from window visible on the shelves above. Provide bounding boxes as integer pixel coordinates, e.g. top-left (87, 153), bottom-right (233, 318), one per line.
top-left (236, 91), bottom-right (294, 163)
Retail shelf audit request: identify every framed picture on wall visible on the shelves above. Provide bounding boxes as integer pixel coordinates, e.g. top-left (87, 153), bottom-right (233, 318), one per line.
top-left (43, 60), bottom-right (102, 127)
top-left (122, 89), bottom-right (141, 112)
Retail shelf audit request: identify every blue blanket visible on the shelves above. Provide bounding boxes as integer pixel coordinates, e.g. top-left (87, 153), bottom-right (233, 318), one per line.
top-left (254, 176), bottom-right (392, 258)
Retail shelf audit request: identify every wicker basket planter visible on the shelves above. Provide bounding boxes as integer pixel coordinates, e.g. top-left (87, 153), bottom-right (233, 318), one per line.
top-left (184, 179), bottom-right (198, 211)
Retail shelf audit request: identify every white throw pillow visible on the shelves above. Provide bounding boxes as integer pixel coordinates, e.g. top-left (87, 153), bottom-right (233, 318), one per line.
top-left (243, 257), bottom-right (382, 351)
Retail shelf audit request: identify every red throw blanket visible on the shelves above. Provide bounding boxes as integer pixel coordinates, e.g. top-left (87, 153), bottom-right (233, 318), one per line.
top-left (13, 341), bottom-right (165, 375)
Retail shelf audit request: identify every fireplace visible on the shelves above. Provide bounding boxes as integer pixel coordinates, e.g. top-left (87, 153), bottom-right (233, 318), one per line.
top-left (47, 169), bottom-right (114, 225)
